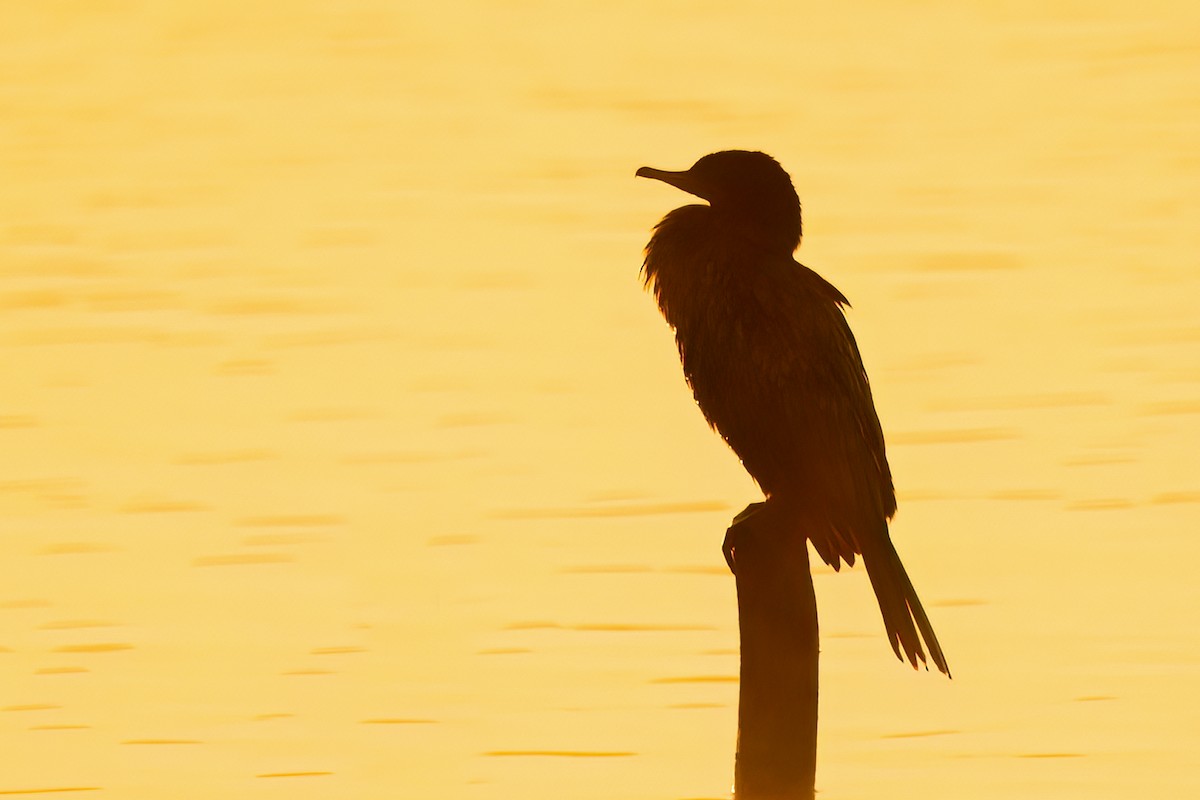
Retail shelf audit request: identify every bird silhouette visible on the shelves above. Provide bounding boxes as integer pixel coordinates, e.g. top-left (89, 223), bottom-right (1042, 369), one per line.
top-left (637, 150), bottom-right (949, 676)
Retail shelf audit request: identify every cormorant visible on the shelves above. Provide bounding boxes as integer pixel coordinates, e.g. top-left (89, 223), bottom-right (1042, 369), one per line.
top-left (637, 150), bottom-right (949, 675)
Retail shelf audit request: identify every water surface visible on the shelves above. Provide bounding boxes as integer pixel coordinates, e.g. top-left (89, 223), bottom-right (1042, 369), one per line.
top-left (1, 2), bottom-right (1197, 798)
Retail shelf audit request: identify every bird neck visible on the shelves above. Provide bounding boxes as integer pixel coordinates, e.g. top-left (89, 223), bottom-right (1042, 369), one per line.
top-left (711, 202), bottom-right (801, 256)
top-left (642, 205), bottom-right (795, 334)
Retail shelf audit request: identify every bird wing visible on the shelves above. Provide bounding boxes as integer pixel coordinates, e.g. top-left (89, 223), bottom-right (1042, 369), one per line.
top-left (739, 260), bottom-right (896, 563)
top-left (766, 265), bottom-right (948, 674)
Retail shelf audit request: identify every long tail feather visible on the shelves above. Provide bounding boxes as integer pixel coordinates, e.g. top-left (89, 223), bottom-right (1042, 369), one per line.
top-left (862, 535), bottom-right (951, 677)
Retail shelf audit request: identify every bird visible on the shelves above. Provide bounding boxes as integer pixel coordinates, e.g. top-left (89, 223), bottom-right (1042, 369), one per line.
top-left (636, 150), bottom-right (949, 676)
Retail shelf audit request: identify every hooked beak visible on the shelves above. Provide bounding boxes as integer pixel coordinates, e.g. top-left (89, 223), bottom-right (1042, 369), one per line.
top-left (635, 166), bottom-right (709, 201)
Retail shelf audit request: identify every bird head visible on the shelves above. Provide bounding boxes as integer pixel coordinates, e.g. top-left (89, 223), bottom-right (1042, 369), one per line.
top-left (636, 150), bottom-right (802, 253)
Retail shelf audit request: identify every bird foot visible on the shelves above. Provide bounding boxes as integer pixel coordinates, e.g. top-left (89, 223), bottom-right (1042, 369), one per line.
top-left (723, 502), bottom-right (767, 574)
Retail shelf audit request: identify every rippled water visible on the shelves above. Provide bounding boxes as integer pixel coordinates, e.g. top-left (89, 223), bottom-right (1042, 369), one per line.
top-left (1, 2), bottom-right (1197, 798)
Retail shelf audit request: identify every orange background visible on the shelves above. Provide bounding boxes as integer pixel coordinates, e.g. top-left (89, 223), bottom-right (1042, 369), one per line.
top-left (1, 2), bottom-right (1197, 797)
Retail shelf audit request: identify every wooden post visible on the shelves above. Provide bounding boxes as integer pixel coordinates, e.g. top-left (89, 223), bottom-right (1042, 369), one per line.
top-left (726, 502), bottom-right (819, 800)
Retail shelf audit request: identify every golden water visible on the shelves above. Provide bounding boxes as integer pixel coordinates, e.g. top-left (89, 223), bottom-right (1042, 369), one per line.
top-left (1, 2), bottom-right (1197, 797)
